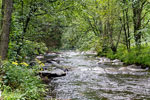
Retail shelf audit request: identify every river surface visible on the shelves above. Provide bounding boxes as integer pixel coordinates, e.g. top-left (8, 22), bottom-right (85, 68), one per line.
top-left (46, 51), bottom-right (150, 100)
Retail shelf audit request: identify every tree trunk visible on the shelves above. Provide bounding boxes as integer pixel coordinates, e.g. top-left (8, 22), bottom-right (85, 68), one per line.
top-left (132, 0), bottom-right (146, 47)
top-left (0, 0), bottom-right (13, 60)
top-left (1, 0), bottom-right (5, 28)
top-left (133, 6), bottom-right (142, 47)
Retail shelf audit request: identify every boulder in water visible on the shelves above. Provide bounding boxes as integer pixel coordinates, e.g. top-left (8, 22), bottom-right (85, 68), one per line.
top-left (112, 62), bottom-right (123, 66)
top-left (127, 65), bottom-right (148, 72)
top-left (105, 68), bottom-right (117, 71)
top-left (119, 65), bottom-right (148, 72)
top-left (112, 59), bottom-right (123, 66)
top-left (112, 59), bottom-right (120, 63)
top-left (118, 67), bottom-right (129, 71)
top-left (98, 57), bottom-right (112, 65)
top-left (105, 68), bottom-right (120, 74)
top-left (45, 53), bottom-right (58, 59)
top-left (92, 67), bottom-right (106, 74)
top-left (36, 55), bottom-right (44, 60)
top-left (46, 59), bottom-right (53, 63)
top-left (0, 90), bottom-right (1, 97)
top-left (51, 61), bottom-right (62, 67)
top-left (39, 69), bottom-right (66, 78)
top-left (50, 69), bottom-right (66, 76)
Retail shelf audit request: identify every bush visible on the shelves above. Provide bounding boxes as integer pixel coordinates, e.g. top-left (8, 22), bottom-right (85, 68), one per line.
top-left (0, 61), bottom-right (46, 100)
top-left (99, 46), bottom-right (150, 67)
top-left (8, 40), bottom-right (48, 61)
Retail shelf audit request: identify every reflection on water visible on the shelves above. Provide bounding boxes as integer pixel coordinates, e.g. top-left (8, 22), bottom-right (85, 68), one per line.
top-left (46, 51), bottom-right (150, 100)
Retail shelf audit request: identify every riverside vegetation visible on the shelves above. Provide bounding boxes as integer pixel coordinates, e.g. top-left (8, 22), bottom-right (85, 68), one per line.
top-left (0, 0), bottom-right (150, 99)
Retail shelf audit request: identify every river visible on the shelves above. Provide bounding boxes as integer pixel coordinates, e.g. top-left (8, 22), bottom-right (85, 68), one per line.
top-left (46, 51), bottom-right (150, 100)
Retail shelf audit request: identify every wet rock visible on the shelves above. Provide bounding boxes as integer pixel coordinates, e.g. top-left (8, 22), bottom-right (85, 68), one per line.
top-left (112, 62), bottom-right (123, 66)
top-left (92, 67), bottom-right (106, 74)
top-left (105, 68), bottom-right (118, 74)
top-left (41, 63), bottom-right (55, 71)
top-left (127, 68), bottom-right (147, 72)
top-left (112, 59), bottom-right (120, 63)
top-left (0, 90), bottom-right (1, 96)
top-left (45, 53), bottom-right (58, 59)
top-left (98, 58), bottom-right (124, 66)
top-left (77, 67), bottom-right (89, 71)
top-left (44, 63), bottom-right (52, 67)
top-left (51, 61), bottom-right (62, 67)
top-left (49, 69), bottom-right (66, 77)
top-left (36, 55), bottom-right (44, 60)
top-left (118, 67), bottom-right (129, 71)
top-left (46, 59), bottom-right (53, 63)
top-left (46, 59), bottom-right (60, 64)
top-left (47, 61), bottom-right (71, 72)
top-left (61, 66), bottom-right (72, 72)
top-left (39, 69), bottom-right (66, 78)
top-left (42, 66), bottom-right (50, 70)
top-left (127, 65), bottom-right (148, 72)
top-left (119, 65), bottom-right (148, 72)
top-left (98, 57), bottom-right (112, 65)
top-left (84, 51), bottom-right (97, 56)
top-left (112, 59), bottom-right (123, 66)
top-left (53, 58), bottom-right (64, 61)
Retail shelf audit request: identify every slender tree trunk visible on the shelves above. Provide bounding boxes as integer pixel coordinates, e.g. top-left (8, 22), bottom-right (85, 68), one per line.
top-left (121, 0), bottom-right (131, 51)
top-left (1, 0), bottom-right (5, 28)
top-left (0, 0), bottom-right (13, 60)
top-left (125, 8), bottom-right (130, 50)
top-left (123, 9), bottom-right (129, 50)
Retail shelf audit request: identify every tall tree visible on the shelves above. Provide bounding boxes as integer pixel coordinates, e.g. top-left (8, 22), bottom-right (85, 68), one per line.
top-left (132, 0), bottom-right (147, 47)
top-left (1, 0), bottom-right (5, 28)
top-left (0, 0), bottom-right (13, 60)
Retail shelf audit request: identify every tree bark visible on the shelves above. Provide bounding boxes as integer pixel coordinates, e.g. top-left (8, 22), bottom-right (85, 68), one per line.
top-left (1, 0), bottom-right (5, 28)
top-left (0, 0), bottom-right (13, 60)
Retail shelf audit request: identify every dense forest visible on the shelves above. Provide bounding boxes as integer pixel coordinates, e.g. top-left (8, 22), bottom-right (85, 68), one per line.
top-left (0, 0), bottom-right (150, 99)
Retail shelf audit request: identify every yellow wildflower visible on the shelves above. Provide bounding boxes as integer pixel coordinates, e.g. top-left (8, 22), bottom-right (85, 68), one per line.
top-left (20, 62), bottom-right (29, 66)
top-left (12, 61), bottom-right (18, 65)
top-left (40, 68), bottom-right (43, 71)
top-left (35, 59), bottom-right (42, 64)
top-left (40, 63), bottom-right (45, 66)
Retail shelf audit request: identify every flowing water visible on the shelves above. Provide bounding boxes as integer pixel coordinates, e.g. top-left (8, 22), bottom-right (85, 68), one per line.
top-left (46, 51), bottom-right (150, 100)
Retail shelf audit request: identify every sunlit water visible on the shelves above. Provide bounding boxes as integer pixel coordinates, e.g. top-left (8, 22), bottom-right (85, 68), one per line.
top-left (46, 51), bottom-right (150, 100)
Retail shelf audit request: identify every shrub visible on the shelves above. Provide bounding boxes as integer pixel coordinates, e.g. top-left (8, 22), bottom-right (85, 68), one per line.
top-left (8, 40), bottom-right (48, 61)
top-left (99, 46), bottom-right (150, 67)
top-left (0, 61), bottom-right (46, 100)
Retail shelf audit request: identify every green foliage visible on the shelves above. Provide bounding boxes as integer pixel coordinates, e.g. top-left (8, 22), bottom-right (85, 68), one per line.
top-left (1, 0), bottom-right (150, 98)
top-left (8, 40), bottom-right (48, 61)
top-left (100, 46), bottom-right (150, 67)
top-left (1, 61), bottom-right (45, 100)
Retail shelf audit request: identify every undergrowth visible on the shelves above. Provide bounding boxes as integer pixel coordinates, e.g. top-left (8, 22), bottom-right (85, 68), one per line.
top-left (0, 61), bottom-right (46, 100)
top-left (98, 46), bottom-right (150, 67)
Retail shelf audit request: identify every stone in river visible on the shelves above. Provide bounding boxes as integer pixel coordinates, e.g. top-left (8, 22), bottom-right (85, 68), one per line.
top-left (45, 53), bottom-right (58, 59)
top-left (36, 55), bottom-right (44, 60)
top-left (39, 69), bottom-right (66, 78)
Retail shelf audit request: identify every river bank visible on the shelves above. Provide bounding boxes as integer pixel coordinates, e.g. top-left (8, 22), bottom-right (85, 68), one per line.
top-left (97, 46), bottom-right (150, 69)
